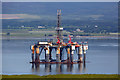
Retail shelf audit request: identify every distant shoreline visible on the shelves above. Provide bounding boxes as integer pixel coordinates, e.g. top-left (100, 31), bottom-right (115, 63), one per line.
top-left (1, 35), bottom-right (118, 40)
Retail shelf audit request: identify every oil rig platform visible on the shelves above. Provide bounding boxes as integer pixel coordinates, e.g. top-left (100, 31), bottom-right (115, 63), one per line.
top-left (30, 9), bottom-right (88, 64)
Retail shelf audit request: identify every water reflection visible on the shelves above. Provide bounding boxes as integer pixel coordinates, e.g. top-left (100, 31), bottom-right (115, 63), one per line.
top-left (32, 63), bottom-right (40, 72)
top-left (31, 63), bottom-right (86, 73)
top-left (45, 64), bottom-right (51, 72)
top-left (56, 64), bottom-right (63, 73)
top-left (67, 64), bottom-right (73, 72)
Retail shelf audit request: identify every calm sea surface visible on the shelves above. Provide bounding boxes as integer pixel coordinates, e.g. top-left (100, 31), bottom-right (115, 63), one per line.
top-left (2, 39), bottom-right (118, 75)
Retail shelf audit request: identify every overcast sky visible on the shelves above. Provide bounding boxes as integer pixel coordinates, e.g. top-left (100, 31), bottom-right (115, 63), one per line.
top-left (1, 0), bottom-right (120, 2)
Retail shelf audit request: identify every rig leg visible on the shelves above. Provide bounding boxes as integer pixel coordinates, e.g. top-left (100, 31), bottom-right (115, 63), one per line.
top-left (70, 52), bottom-right (74, 62)
top-left (67, 48), bottom-right (71, 63)
top-left (46, 54), bottom-right (50, 62)
top-left (32, 53), bottom-right (34, 62)
top-left (31, 45), bottom-right (35, 62)
top-left (60, 48), bottom-right (63, 61)
top-left (70, 45), bottom-right (75, 62)
top-left (49, 48), bottom-right (52, 60)
top-left (83, 44), bottom-right (88, 63)
top-left (45, 46), bottom-right (50, 62)
top-left (56, 47), bottom-right (61, 62)
top-left (35, 47), bottom-right (40, 63)
top-left (78, 45), bottom-right (83, 63)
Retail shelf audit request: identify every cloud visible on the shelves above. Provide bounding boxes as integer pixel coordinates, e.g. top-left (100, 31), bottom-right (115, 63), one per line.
top-left (86, 15), bottom-right (104, 20)
top-left (0, 14), bottom-right (40, 20)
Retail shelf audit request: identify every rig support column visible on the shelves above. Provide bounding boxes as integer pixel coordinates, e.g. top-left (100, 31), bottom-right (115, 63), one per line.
top-left (78, 45), bottom-right (83, 62)
top-left (70, 45), bottom-right (75, 62)
top-left (35, 47), bottom-right (40, 62)
top-left (45, 46), bottom-right (50, 62)
top-left (83, 45), bottom-right (86, 63)
top-left (31, 45), bottom-right (35, 62)
top-left (32, 53), bottom-right (34, 62)
top-left (56, 47), bottom-right (61, 62)
top-left (49, 48), bottom-right (52, 60)
top-left (60, 48), bottom-right (63, 61)
top-left (67, 47), bottom-right (71, 62)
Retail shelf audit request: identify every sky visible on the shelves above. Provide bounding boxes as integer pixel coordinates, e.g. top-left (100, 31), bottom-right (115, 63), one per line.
top-left (0, 2), bottom-right (118, 20)
top-left (1, 0), bottom-right (120, 2)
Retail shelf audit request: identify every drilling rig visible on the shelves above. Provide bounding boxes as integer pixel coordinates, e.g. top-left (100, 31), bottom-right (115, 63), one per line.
top-left (30, 9), bottom-right (88, 64)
